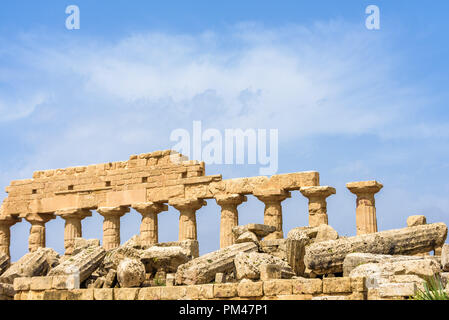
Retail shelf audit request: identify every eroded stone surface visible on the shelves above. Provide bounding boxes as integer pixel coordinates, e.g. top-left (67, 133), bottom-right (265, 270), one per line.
top-left (117, 258), bottom-right (145, 288)
top-left (234, 252), bottom-right (293, 280)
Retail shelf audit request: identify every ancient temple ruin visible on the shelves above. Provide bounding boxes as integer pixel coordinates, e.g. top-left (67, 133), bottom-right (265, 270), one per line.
top-left (0, 150), bottom-right (446, 301)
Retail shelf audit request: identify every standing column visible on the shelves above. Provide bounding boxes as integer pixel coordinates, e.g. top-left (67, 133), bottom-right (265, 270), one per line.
top-left (346, 180), bottom-right (383, 235)
top-left (55, 208), bottom-right (92, 255)
top-left (300, 186), bottom-right (336, 227)
top-left (169, 198), bottom-right (207, 241)
top-left (22, 213), bottom-right (55, 252)
top-left (132, 202), bottom-right (168, 246)
top-left (0, 215), bottom-right (21, 259)
top-left (254, 190), bottom-right (291, 240)
top-left (97, 206), bottom-right (130, 250)
top-left (215, 194), bottom-right (247, 248)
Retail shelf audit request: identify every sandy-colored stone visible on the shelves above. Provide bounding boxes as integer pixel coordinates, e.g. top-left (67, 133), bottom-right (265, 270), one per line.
top-left (117, 258), bottom-right (145, 288)
top-left (291, 278), bottom-right (322, 294)
top-left (237, 280), bottom-right (263, 297)
top-left (378, 282), bottom-right (416, 298)
top-left (114, 288), bottom-right (139, 300)
top-left (315, 224), bottom-right (339, 242)
top-left (94, 288), bottom-right (114, 300)
top-left (300, 186), bottom-right (335, 227)
top-left (263, 279), bottom-right (293, 296)
top-left (407, 215), bottom-right (427, 227)
top-left (214, 283), bottom-right (238, 298)
top-left (305, 223), bottom-right (447, 274)
top-left (323, 277), bottom-right (352, 294)
top-left (234, 252), bottom-right (293, 280)
top-left (141, 245), bottom-right (191, 273)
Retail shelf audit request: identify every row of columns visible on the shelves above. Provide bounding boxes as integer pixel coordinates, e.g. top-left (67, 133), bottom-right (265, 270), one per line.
top-left (0, 180), bottom-right (383, 259)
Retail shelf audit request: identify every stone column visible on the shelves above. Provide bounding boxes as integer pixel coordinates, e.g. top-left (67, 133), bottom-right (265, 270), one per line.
top-left (300, 186), bottom-right (336, 227)
top-left (97, 206), bottom-right (130, 250)
top-left (132, 202), bottom-right (168, 246)
top-left (55, 208), bottom-right (92, 255)
top-left (169, 199), bottom-right (207, 241)
top-left (255, 190), bottom-right (291, 240)
top-left (23, 213), bottom-right (55, 252)
top-left (0, 215), bottom-right (21, 258)
top-left (346, 180), bottom-right (383, 235)
top-left (215, 194), bottom-right (247, 248)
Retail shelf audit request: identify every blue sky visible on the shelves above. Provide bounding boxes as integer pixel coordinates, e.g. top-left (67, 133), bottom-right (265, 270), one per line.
top-left (1, 1), bottom-right (449, 261)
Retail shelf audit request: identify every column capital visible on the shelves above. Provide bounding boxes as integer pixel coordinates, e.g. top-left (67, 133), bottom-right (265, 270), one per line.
top-left (215, 194), bottom-right (247, 206)
top-left (55, 208), bottom-right (92, 220)
top-left (254, 189), bottom-right (291, 202)
top-left (346, 180), bottom-right (383, 195)
top-left (132, 202), bottom-right (168, 214)
top-left (300, 186), bottom-right (336, 199)
top-left (0, 214), bottom-right (21, 226)
top-left (169, 198), bottom-right (207, 211)
top-left (97, 206), bottom-right (130, 217)
top-left (21, 212), bottom-right (55, 224)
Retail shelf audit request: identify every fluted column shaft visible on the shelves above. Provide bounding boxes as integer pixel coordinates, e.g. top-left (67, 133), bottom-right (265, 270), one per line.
top-left (97, 206), bottom-right (129, 250)
top-left (169, 199), bottom-right (207, 241)
top-left (347, 181), bottom-right (383, 235)
top-left (56, 208), bottom-right (92, 255)
top-left (132, 203), bottom-right (168, 246)
top-left (215, 194), bottom-right (247, 248)
top-left (0, 216), bottom-right (21, 258)
top-left (300, 186), bottom-right (336, 227)
top-left (255, 191), bottom-right (291, 240)
top-left (23, 213), bottom-right (55, 252)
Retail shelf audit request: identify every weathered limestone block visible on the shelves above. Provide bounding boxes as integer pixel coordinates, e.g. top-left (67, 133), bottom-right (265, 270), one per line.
top-left (117, 258), bottom-right (145, 288)
top-left (300, 186), bottom-right (335, 227)
top-left (349, 259), bottom-right (441, 288)
top-left (343, 252), bottom-right (438, 276)
top-left (0, 282), bottom-right (15, 298)
top-left (102, 245), bottom-right (142, 271)
top-left (153, 240), bottom-right (199, 259)
top-left (13, 277), bottom-right (31, 291)
top-left (378, 282), bottom-right (416, 298)
top-left (103, 269), bottom-right (117, 288)
top-left (323, 277), bottom-right (352, 294)
top-left (237, 279), bottom-right (263, 297)
top-left (346, 180), bottom-right (383, 235)
top-left (234, 252), bottom-right (293, 280)
top-left (0, 253), bottom-right (9, 276)
top-left (215, 194), bottom-right (247, 248)
top-left (30, 276), bottom-right (53, 290)
top-left (263, 279), bottom-right (293, 296)
top-left (48, 246), bottom-right (106, 283)
top-left (213, 283), bottom-right (238, 298)
top-left (260, 264), bottom-right (283, 281)
top-left (407, 215), bottom-right (426, 227)
top-left (389, 275), bottom-right (426, 291)
top-left (94, 288), bottom-right (114, 300)
top-left (315, 224), bottom-right (339, 242)
top-left (0, 247), bottom-right (59, 284)
top-left (232, 224), bottom-right (276, 240)
top-left (292, 278), bottom-right (323, 294)
top-left (73, 238), bottom-right (101, 255)
top-left (175, 242), bottom-right (258, 285)
top-left (441, 243), bottom-right (449, 271)
top-left (287, 226), bottom-right (318, 242)
top-left (312, 295), bottom-right (348, 300)
top-left (114, 288), bottom-right (139, 300)
top-left (141, 246), bottom-right (191, 273)
top-left (235, 231), bottom-right (259, 244)
top-left (304, 223), bottom-right (447, 274)
top-left (0, 215), bottom-right (21, 258)
top-left (259, 238), bottom-right (307, 276)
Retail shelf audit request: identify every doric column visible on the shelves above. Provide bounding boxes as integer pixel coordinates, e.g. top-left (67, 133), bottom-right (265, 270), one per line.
top-left (22, 213), bottom-right (55, 252)
top-left (169, 198), bottom-right (207, 241)
top-left (132, 202), bottom-right (168, 246)
top-left (97, 206), bottom-right (130, 250)
top-left (215, 194), bottom-right (247, 248)
top-left (0, 215), bottom-right (21, 258)
top-left (55, 208), bottom-right (92, 255)
top-left (300, 186), bottom-right (336, 227)
top-left (254, 189), bottom-right (291, 240)
top-left (346, 180), bottom-right (383, 235)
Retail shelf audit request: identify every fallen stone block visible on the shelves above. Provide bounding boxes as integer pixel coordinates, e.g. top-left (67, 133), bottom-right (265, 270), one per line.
top-left (315, 224), bottom-right (339, 242)
top-left (304, 223), bottom-right (447, 274)
top-left (343, 252), bottom-right (438, 276)
top-left (0, 283), bottom-right (15, 298)
top-left (0, 248), bottom-right (59, 284)
top-left (141, 246), bottom-right (191, 273)
top-left (379, 282), bottom-right (416, 298)
top-left (287, 226), bottom-right (318, 241)
top-left (72, 238), bottom-right (101, 255)
top-left (407, 215), bottom-right (426, 227)
top-left (233, 224), bottom-right (276, 240)
top-left (235, 231), bottom-right (259, 244)
top-left (153, 240), bottom-right (199, 258)
top-left (117, 258), bottom-right (145, 288)
top-left (103, 269), bottom-right (117, 288)
top-left (48, 246), bottom-right (106, 283)
top-left (259, 238), bottom-right (307, 276)
top-left (349, 258), bottom-right (441, 288)
top-left (102, 245), bottom-right (142, 271)
top-left (176, 242), bottom-right (258, 285)
top-left (234, 252), bottom-right (293, 280)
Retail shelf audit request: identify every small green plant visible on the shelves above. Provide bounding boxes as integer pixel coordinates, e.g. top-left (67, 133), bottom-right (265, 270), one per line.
top-left (412, 275), bottom-right (449, 300)
top-left (153, 277), bottom-right (166, 287)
